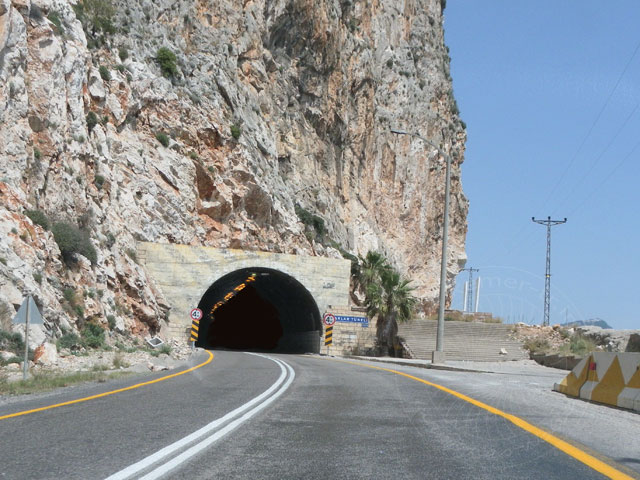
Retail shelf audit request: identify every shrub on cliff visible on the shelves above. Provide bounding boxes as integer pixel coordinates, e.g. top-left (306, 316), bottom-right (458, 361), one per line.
top-left (295, 204), bottom-right (325, 238)
top-left (47, 11), bottom-right (64, 35)
top-left (81, 323), bottom-right (106, 349)
top-left (73, 0), bottom-right (116, 37)
top-left (118, 46), bottom-right (128, 62)
top-left (99, 65), bottom-right (111, 81)
top-left (57, 332), bottom-right (82, 351)
top-left (86, 111), bottom-right (98, 132)
top-left (155, 131), bottom-right (170, 147)
top-left (0, 330), bottom-right (25, 356)
top-left (230, 124), bottom-right (242, 140)
top-left (51, 222), bottom-right (97, 265)
top-left (25, 210), bottom-right (50, 230)
top-left (156, 47), bottom-right (178, 78)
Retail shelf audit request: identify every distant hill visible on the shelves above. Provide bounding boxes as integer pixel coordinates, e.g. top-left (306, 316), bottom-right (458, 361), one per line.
top-left (565, 319), bottom-right (612, 329)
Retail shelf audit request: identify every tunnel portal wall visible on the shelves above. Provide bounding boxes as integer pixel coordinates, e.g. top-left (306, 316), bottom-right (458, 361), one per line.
top-left (137, 242), bottom-right (351, 341)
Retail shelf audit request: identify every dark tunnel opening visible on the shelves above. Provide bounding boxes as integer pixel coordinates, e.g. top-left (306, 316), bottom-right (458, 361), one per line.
top-left (196, 267), bottom-right (322, 353)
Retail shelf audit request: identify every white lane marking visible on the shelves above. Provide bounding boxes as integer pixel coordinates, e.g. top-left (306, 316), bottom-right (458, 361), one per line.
top-left (139, 356), bottom-right (295, 480)
top-left (105, 353), bottom-right (293, 480)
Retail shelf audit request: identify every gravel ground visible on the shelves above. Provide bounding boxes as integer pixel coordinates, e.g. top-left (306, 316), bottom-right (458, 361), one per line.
top-left (0, 340), bottom-right (193, 382)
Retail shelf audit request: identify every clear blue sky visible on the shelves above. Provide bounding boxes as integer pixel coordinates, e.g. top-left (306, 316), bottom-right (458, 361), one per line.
top-left (444, 2), bottom-right (640, 329)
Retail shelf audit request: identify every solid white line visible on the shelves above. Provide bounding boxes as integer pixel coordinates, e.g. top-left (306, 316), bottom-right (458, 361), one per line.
top-left (138, 356), bottom-right (295, 480)
top-left (104, 353), bottom-right (292, 480)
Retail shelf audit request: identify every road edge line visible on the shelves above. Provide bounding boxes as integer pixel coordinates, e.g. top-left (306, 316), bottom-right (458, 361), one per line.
top-left (330, 357), bottom-right (635, 480)
top-left (0, 351), bottom-right (215, 421)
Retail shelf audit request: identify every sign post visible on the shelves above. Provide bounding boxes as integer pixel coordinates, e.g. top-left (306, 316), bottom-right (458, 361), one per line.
top-left (22, 297), bottom-right (30, 380)
top-left (12, 296), bottom-right (44, 380)
top-left (322, 313), bottom-right (336, 327)
top-left (189, 308), bottom-right (203, 348)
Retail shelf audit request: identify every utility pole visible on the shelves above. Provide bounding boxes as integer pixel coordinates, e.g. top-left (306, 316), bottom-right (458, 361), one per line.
top-left (532, 216), bottom-right (567, 326)
top-left (391, 128), bottom-right (452, 364)
top-left (460, 267), bottom-right (479, 312)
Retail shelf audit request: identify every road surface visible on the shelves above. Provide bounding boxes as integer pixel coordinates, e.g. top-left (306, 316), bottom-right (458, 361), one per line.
top-left (0, 351), bottom-right (637, 479)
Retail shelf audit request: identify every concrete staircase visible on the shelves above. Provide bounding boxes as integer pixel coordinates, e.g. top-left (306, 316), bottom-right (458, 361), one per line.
top-left (398, 319), bottom-right (528, 362)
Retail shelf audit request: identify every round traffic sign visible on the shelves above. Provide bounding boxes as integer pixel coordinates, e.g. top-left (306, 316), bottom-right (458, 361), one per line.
top-left (190, 308), bottom-right (203, 321)
top-left (323, 313), bottom-right (336, 326)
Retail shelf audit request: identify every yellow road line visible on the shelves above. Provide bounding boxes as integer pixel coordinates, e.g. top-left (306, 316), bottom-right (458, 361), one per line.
top-left (0, 351), bottom-right (214, 421)
top-left (330, 358), bottom-right (635, 480)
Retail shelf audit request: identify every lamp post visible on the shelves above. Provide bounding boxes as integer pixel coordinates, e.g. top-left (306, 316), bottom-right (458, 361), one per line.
top-left (390, 129), bottom-right (452, 364)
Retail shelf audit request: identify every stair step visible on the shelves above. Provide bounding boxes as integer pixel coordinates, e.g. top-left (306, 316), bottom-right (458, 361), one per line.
top-left (399, 320), bottom-right (528, 362)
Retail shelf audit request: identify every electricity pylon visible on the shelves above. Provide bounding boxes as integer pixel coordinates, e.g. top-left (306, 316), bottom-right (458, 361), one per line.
top-left (532, 216), bottom-right (567, 326)
top-left (461, 267), bottom-right (479, 312)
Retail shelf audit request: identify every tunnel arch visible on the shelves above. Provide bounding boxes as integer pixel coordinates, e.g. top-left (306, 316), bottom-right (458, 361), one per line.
top-left (196, 267), bottom-right (322, 353)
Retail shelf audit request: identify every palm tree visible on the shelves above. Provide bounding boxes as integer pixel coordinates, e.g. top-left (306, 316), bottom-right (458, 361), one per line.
top-left (356, 251), bottom-right (389, 293)
top-left (377, 269), bottom-right (416, 355)
top-left (357, 251), bottom-right (416, 356)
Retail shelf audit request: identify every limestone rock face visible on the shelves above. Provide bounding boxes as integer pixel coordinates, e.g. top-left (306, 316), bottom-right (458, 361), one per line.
top-left (0, 0), bottom-right (467, 338)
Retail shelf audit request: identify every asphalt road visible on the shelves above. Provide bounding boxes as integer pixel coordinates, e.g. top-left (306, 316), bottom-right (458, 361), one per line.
top-left (0, 351), bottom-right (634, 479)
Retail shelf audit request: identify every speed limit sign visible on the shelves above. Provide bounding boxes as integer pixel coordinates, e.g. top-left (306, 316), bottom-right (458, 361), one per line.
top-left (323, 313), bottom-right (336, 326)
top-left (190, 308), bottom-right (203, 321)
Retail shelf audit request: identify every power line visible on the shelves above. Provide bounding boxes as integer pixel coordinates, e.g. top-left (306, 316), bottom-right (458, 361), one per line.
top-left (552, 101), bottom-right (640, 216)
top-left (538, 38), bottom-right (640, 212)
top-left (532, 216), bottom-right (567, 326)
top-left (568, 138), bottom-right (640, 217)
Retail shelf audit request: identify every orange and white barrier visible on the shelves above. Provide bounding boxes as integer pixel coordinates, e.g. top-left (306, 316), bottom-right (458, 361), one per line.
top-left (553, 352), bottom-right (640, 412)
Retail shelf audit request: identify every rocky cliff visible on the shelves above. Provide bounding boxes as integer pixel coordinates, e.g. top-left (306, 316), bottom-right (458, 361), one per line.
top-left (0, 0), bottom-right (467, 340)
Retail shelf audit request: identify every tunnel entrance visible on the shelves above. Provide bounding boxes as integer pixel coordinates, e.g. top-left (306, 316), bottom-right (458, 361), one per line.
top-left (196, 267), bottom-right (322, 353)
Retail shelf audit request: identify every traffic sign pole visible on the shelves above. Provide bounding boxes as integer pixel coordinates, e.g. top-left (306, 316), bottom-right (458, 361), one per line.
top-left (22, 296), bottom-right (30, 380)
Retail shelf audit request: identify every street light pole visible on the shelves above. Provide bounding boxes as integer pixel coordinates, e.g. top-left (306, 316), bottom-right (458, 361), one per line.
top-left (390, 129), bottom-right (452, 363)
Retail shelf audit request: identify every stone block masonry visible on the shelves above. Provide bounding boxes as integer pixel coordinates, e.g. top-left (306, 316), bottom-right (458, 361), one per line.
top-left (320, 306), bottom-right (377, 356)
top-left (137, 242), bottom-right (351, 342)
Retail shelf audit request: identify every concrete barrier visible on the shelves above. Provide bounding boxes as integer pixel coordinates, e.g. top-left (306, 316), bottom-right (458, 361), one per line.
top-left (531, 353), bottom-right (582, 370)
top-left (553, 352), bottom-right (640, 412)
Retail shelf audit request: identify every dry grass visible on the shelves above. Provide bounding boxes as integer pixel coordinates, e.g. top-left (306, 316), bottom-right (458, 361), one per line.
top-left (0, 369), bottom-right (132, 395)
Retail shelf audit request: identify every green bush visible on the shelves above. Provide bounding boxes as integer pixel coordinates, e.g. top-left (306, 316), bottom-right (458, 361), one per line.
top-left (34, 148), bottom-right (41, 160)
top-left (159, 344), bottom-right (171, 355)
top-left (156, 47), bottom-right (178, 78)
top-left (295, 204), bottom-right (326, 237)
top-left (47, 11), bottom-right (64, 34)
top-left (51, 221), bottom-right (98, 265)
top-left (57, 332), bottom-right (82, 351)
top-left (230, 124), bottom-right (242, 140)
top-left (569, 334), bottom-right (597, 356)
top-left (95, 175), bottom-right (105, 189)
top-left (113, 353), bottom-right (129, 369)
top-left (63, 287), bottom-right (77, 303)
top-left (81, 323), bottom-right (106, 349)
top-left (155, 132), bottom-right (170, 147)
top-left (25, 209), bottom-right (49, 230)
top-left (0, 329), bottom-right (25, 356)
top-left (99, 65), bottom-right (111, 81)
top-left (106, 314), bottom-right (116, 330)
top-left (105, 233), bottom-right (116, 248)
top-left (118, 46), bottom-right (128, 61)
top-left (73, 0), bottom-right (116, 37)
top-left (86, 111), bottom-right (98, 132)
top-left (33, 272), bottom-right (42, 284)
top-left (524, 337), bottom-right (551, 354)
